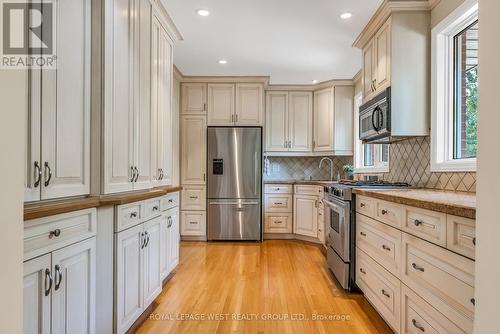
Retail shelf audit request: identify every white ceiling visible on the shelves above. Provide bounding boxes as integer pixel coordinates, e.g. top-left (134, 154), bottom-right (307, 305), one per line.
top-left (164, 0), bottom-right (383, 84)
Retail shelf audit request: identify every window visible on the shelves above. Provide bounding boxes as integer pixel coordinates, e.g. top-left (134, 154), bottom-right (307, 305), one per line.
top-left (354, 92), bottom-right (389, 172)
top-left (431, 1), bottom-right (478, 172)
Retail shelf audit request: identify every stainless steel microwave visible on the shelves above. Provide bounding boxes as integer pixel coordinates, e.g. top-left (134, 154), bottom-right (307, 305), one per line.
top-left (359, 87), bottom-right (391, 143)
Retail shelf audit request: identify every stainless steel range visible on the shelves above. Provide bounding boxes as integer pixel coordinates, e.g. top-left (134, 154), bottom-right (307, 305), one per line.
top-left (323, 180), bottom-right (410, 290)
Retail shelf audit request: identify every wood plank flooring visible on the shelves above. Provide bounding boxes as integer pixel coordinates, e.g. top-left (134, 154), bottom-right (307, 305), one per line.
top-left (137, 240), bottom-right (392, 334)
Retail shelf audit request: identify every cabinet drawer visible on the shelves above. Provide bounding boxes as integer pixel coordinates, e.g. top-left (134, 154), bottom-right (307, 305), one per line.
top-left (265, 213), bottom-right (293, 234)
top-left (294, 184), bottom-right (322, 196)
top-left (161, 192), bottom-right (180, 211)
top-left (356, 195), bottom-right (377, 217)
top-left (264, 194), bottom-right (293, 213)
top-left (24, 208), bottom-right (97, 260)
top-left (401, 233), bottom-right (474, 332)
top-left (447, 215), bottom-right (475, 260)
top-left (356, 248), bottom-right (401, 333)
top-left (181, 186), bottom-right (206, 211)
top-left (180, 211), bottom-right (206, 236)
top-left (144, 198), bottom-right (162, 220)
top-left (401, 285), bottom-right (467, 334)
top-left (356, 213), bottom-right (402, 275)
top-left (375, 199), bottom-right (404, 229)
top-left (264, 184), bottom-right (293, 194)
top-left (115, 201), bottom-right (144, 232)
top-left (403, 206), bottom-right (447, 247)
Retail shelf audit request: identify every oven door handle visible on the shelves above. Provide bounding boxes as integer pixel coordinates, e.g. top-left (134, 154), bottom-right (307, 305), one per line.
top-left (323, 198), bottom-right (349, 209)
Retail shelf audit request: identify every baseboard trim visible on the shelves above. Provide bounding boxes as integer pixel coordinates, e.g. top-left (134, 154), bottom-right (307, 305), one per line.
top-left (181, 235), bottom-right (207, 241)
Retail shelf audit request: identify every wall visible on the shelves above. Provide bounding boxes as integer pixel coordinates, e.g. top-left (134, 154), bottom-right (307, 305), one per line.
top-left (264, 156), bottom-right (353, 180)
top-left (475, 0), bottom-right (500, 332)
top-left (0, 69), bottom-right (25, 332)
top-left (431, 0), bottom-right (466, 27)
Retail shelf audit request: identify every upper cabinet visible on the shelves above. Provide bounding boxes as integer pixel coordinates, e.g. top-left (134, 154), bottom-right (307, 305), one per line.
top-left (265, 92), bottom-right (289, 152)
top-left (207, 83), bottom-right (264, 126)
top-left (313, 88), bottom-right (334, 152)
top-left (182, 83), bottom-right (207, 114)
top-left (24, 0), bottom-right (91, 202)
top-left (362, 18), bottom-right (391, 102)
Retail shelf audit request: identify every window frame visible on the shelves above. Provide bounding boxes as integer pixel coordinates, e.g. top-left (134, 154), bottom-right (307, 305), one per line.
top-left (353, 92), bottom-right (390, 173)
top-left (431, 0), bottom-right (478, 172)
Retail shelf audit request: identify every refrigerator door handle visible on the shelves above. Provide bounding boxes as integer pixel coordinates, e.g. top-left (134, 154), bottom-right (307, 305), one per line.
top-left (254, 151), bottom-right (258, 196)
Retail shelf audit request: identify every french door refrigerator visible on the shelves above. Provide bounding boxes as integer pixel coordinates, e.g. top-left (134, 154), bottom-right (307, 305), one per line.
top-left (207, 127), bottom-right (262, 241)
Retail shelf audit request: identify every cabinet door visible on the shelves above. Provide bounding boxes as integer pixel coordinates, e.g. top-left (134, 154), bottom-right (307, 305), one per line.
top-left (51, 237), bottom-right (96, 334)
top-left (41, 0), bottom-right (91, 199)
top-left (374, 18), bottom-right (391, 92)
top-left (181, 83), bottom-right (207, 114)
top-left (265, 92), bottom-right (288, 152)
top-left (362, 40), bottom-right (375, 101)
top-left (180, 211), bottom-right (206, 237)
top-left (103, 0), bottom-right (135, 194)
top-left (115, 224), bottom-right (143, 334)
top-left (313, 88), bottom-right (334, 152)
top-left (143, 217), bottom-right (162, 306)
top-left (293, 195), bottom-right (318, 238)
top-left (25, 69), bottom-right (42, 202)
top-left (167, 209), bottom-right (180, 272)
top-left (207, 84), bottom-right (235, 125)
top-left (159, 213), bottom-right (169, 279)
top-left (235, 83), bottom-right (264, 125)
top-left (181, 115), bottom-right (206, 184)
top-left (333, 86), bottom-right (354, 155)
top-left (288, 92), bottom-right (313, 152)
top-left (23, 254), bottom-right (51, 334)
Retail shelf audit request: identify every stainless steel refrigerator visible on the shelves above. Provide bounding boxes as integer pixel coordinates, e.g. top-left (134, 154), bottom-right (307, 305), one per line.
top-left (207, 127), bottom-right (262, 241)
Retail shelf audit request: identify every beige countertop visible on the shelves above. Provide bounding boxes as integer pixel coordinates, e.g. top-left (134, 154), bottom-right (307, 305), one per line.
top-left (353, 188), bottom-right (476, 219)
top-left (263, 179), bottom-right (336, 186)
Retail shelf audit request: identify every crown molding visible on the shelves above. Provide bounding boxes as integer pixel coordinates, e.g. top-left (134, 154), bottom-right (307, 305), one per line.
top-left (353, 0), bottom-right (432, 48)
top-left (180, 76), bottom-right (270, 84)
top-left (154, 0), bottom-right (183, 42)
top-left (352, 70), bottom-right (362, 84)
top-left (266, 79), bottom-right (353, 92)
top-left (173, 65), bottom-right (183, 81)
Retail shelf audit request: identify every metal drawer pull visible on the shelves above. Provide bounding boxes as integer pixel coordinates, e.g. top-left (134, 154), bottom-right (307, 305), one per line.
top-left (44, 269), bottom-right (53, 296)
top-left (414, 219), bottom-right (423, 226)
top-left (412, 319), bottom-right (425, 332)
top-left (130, 212), bottom-right (138, 218)
top-left (471, 298), bottom-right (475, 306)
top-left (130, 166), bottom-right (135, 182)
top-left (382, 245), bottom-right (391, 251)
top-left (168, 199), bottom-right (173, 203)
top-left (473, 237), bottom-right (476, 246)
top-left (381, 289), bottom-right (390, 298)
top-left (381, 209), bottom-right (388, 215)
top-left (274, 202), bottom-right (283, 205)
top-left (360, 203), bottom-right (366, 208)
top-left (275, 221), bottom-right (283, 224)
top-left (140, 232), bottom-right (145, 249)
top-left (189, 221), bottom-right (198, 225)
top-left (44, 162), bottom-right (52, 187)
top-left (144, 232), bottom-right (150, 248)
top-left (152, 206), bottom-right (159, 211)
top-left (54, 265), bottom-right (63, 291)
top-left (133, 167), bottom-right (139, 182)
top-left (49, 229), bottom-right (61, 239)
top-left (360, 232), bottom-right (367, 237)
top-left (189, 196), bottom-right (199, 199)
top-left (412, 263), bottom-right (425, 272)
top-left (359, 268), bottom-right (366, 274)
top-left (34, 161), bottom-right (42, 188)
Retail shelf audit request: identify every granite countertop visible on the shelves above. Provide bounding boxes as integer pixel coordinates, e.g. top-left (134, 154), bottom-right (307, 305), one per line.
top-left (353, 188), bottom-right (476, 219)
top-left (264, 179), bottom-right (336, 186)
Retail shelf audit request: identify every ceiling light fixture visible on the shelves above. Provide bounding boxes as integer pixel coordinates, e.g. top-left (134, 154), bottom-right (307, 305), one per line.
top-left (196, 9), bottom-right (210, 16)
top-left (218, 59), bottom-right (227, 64)
top-left (340, 12), bottom-right (352, 19)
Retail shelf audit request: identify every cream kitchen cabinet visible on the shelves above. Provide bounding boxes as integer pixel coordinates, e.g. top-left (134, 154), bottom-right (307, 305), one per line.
top-left (24, 0), bottom-right (91, 202)
top-left (313, 88), bottom-right (334, 152)
top-left (265, 91), bottom-right (313, 152)
top-left (160, 205), bottom-right (180, 279)
top-left (181, 83), bottom-right (207, 114)
top-left (293, 194), bottom-right (318, 238)
top-left (181, 115), bottom-right (207, 185)
top-left (207, 83), bottom-right (264, 126)
top-left (181, 211), bottom-right (206, 237)
top-left (23, 237), bottom-right (96, 334)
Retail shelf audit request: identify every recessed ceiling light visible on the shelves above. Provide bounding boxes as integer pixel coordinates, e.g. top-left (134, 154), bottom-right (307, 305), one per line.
top-left (196, 9), bottom-right (210, 16)
top-left (340, 12), bottom-right (352, 19)
top-left (312, 80), bottom-right (318, 84)
top-left (218, 59), bottom-right (227, 64)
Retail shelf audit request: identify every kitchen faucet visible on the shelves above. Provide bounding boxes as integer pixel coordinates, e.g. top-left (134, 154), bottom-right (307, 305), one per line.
top-left (319, 157), bottom-right (335, 181)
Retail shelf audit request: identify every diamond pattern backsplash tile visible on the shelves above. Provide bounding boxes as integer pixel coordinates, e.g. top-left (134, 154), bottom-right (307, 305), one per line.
top-left (264, 155), bottom-right (353, 180)
top-left (355, 137), bottom-right (476, 192)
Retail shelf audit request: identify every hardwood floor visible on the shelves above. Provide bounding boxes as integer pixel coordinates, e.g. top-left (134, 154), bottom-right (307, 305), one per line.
top-left (137, 240), bottom-right (392, 334)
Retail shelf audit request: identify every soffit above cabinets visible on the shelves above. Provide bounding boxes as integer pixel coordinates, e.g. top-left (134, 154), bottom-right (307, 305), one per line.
top-left (164, 0), bottom-right (383, 84)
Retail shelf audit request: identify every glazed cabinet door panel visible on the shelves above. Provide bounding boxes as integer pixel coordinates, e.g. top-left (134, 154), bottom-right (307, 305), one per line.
top-left (265, 92), bottom-right (288, 152)
top-left (25, 70), bottom-right (42, 202)
top-left (41, 0), bottom-right (91, 199)
top-left (313, 88), bottom-right (334, 152)
top-left (23, 254), bottom-right (51, 334)
top-left (288, 92), bottom-right (313, 152)
top-left (362, 40), bottom-right (375, 101)
top-left (167, 209), bottom-right (180, 272)
top-left (181, 83), bottom-right (207, 114)
top-left (235, 83), bottom-right (264, 125)
top-left (333, 86), bottom-right (354, 155)
top-left (374, 18), bottom-right (391, 92)
top-left (51, 238), bottom-right (96, 334)
top-left (143, 217), bottom-right (162, 306)
top-left (115, 225), bottom-right (144, 334)
top-left (207, 84), bottom-right (235, 125)
top-left (104, 0), bottom-right (136, 194)
top-left (293, 195), bottom-right (318, 238)
top-left (181, 115), bottom-right (207, 184)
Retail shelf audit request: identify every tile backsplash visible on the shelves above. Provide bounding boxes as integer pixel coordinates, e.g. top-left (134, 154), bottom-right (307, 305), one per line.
top-left (264, 155), bottom-right (353, 181)
top-left (355, 137), bottom-right (476, 192)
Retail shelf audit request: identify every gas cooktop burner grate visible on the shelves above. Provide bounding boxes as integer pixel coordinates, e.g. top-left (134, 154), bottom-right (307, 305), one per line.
top-left (337, 180), bottom-right (411, 187)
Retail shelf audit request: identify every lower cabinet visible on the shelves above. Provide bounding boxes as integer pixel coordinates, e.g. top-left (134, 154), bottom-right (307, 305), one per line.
top-left (23, 237), bottom-right (96, 334)
top-left (160, 207), bottom-right (180, 279)
top-left (293, 194), bottom-right (318, 238)
top-left (181, 211), bottom-right (206, 237)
